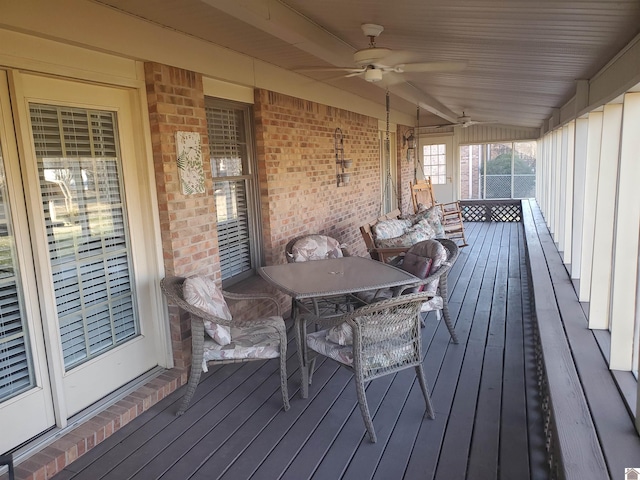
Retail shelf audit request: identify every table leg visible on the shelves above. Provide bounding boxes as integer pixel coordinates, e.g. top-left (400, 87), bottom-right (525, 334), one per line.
top-left (293, 301), bottom-right (310, 399)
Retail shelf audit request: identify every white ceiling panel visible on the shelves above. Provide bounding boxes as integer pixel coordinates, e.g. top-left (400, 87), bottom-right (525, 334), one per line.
top-left (96, 0), bottom-right (640, 128)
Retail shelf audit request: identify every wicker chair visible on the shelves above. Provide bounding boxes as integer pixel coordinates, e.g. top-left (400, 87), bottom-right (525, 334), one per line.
top-left (357, 238), bottom-right (459, 343)
top-left (160, 276), bottom-right (290, 415)
top-left (304, 292), bottom-right (436, 443)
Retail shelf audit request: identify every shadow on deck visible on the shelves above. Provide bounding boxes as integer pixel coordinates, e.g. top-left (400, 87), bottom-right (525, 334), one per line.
top-left (51, 221), bottom-right (550, 480)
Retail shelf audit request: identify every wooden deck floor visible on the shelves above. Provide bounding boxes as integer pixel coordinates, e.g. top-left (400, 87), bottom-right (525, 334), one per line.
top-left (52, 221), bottom-right (549, 480)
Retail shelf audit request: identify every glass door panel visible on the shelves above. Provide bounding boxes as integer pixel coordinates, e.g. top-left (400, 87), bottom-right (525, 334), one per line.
top-left (0, 71), bottom-right (54, 454)
top-left (30, 104), bottom-right (138, 371)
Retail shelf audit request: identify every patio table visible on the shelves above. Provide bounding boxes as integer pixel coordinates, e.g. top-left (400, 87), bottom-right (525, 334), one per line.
top-left (259, 256), bottom-right (419, 398)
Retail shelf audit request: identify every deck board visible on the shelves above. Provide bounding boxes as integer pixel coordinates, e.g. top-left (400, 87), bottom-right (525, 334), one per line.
top-left (404, 221), bottom-right (501, 480)
top-left (498, 224), bottom-right (531, 479)
top-left (433, 222), bottom-right (504, 480)
top-left (52, 221), bottom-right (549, 480)
top-left (467, 222), bottom-right (511, 479)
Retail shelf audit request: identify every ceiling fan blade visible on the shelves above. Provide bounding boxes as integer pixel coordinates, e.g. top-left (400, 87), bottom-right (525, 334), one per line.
top-left (399, 61), bottom-right (468, 73)
top-left (295, 66), bottom-right (367, 74)
top-left (379, 72), bottom-right (405, 86)
top-left (373, 49), bottom-right (415, 68)
top-left (463, 120), bottom-right (498, 127)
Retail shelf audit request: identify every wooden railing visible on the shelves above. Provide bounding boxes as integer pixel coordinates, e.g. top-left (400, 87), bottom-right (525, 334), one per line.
top-left (519, 199), bottom-right (640, 479)
top-left (459, 199), bottom-right (523, 222)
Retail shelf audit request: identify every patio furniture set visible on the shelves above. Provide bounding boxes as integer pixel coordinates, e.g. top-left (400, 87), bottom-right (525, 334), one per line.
top-left (161, 204), bottom-right (461, 443)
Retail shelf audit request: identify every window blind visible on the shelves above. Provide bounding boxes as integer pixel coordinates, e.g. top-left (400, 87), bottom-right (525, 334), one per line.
top-left (30, 104), bottom-right (138, 370)
top-left (0, 147), bottom-right (33, 402)
top-left (206, 104), bottom-right (253, 281)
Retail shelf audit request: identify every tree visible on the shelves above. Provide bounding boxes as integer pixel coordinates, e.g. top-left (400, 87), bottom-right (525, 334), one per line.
top-left (483, 152), bottom-right (535, 175)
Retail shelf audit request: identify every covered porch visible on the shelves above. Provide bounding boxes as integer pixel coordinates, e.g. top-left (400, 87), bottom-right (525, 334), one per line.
top-left (1, 2), bottom-right (640, 479)
top-left (47, 219), bottom-right (549, 480)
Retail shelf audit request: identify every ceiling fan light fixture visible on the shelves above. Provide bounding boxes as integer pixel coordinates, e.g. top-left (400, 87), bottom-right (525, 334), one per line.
top-left (364, 68), bottom-right (383, 82)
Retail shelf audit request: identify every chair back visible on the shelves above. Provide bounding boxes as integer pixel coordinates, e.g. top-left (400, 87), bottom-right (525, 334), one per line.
top-left (410, 178), bottom-right (437, 213)
top-left (285, 234), bottom-right (348, 263)
top-left (346, 292), bottom-right (431, 382)
top-left (405, 238), bottom-right (458, 296)
top-left (407, 238), bottom-right (458, 275)
top-left (160, 276), bottom-right (230, 326)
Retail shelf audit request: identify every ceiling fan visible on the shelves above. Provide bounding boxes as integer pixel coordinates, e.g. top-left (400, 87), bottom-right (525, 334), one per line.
top-left (433, 112), bottom-right (498, 128)
top-left (296, 24), bottom-right (467, 83)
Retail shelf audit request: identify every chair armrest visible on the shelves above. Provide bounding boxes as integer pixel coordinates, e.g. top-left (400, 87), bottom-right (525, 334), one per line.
top-left (368, 246), bottom-right (409, 263)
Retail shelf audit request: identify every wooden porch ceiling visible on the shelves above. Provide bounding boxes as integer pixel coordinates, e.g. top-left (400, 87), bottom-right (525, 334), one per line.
top-left (52, 221), bottom-right (549, 480)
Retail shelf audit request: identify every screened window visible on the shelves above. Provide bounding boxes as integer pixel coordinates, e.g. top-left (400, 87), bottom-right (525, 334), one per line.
top-left (0, 141), bottom-right (33, 402)
top-left (205, 99), bottom-right (259, 284)
top-left (422, 144), bottom-right (447, 184)
top-left (460, 141), bottom-right (537, 199)
top-left (30, 104), bottom-right (138, 370)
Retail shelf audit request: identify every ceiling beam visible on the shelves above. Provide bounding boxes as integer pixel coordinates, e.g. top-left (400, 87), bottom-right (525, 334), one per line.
top-left (201, 0), bottom-right (354, 66)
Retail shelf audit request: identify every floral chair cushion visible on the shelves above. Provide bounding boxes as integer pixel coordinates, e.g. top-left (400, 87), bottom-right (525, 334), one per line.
top-left (326, 321), bottom-right (354, 345)
top-left (414, 206), bottom-right (446, 239)
top-left (307, 329), bottom-right (354, 365)
top-left (421, 295), bottom-right (444, 312)
top-left (201, 315), bottom-right (283, 370)
top-left (290, 235), bottom-right (344, 262)
top-left (183, 276), bottom-right (232, 346)
top-left (372, 218), bottom-right (412, 241)
top-left (375, 221), bottom-right (435, 249)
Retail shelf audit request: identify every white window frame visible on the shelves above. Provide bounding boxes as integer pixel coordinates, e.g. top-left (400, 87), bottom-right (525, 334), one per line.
top-left (422, 143), bottom-right (447, 185)
top-left (205, 97), bottom-right (261, 286)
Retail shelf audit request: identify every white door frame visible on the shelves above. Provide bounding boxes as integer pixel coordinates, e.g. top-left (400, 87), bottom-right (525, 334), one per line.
top-left (417, 134), bottom-right (455, 203)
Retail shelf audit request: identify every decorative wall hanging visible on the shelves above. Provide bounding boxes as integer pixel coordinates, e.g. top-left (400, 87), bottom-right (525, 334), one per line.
top-left (335, 127), bottom-right (352, 186)
top-left (176, 131), bottom-right (205, 195)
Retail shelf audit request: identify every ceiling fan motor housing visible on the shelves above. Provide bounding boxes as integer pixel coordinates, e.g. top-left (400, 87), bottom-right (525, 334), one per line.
top-left (353, 47), bottom-right (391, 66)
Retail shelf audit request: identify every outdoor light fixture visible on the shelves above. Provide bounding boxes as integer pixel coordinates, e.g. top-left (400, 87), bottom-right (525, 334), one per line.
top-left (403, 129), bottom-right (416, 150)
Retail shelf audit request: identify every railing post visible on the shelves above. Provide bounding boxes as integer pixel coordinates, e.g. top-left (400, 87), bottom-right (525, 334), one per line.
top-left (0, 454), bottom-right (15, 480)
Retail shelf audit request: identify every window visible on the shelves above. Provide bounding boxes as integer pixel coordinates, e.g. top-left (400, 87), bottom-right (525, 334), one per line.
top-left (30, 104), bottom-right (138, 370)
top-left (460, 141), bottom-right (536, 199)
top-left (422, 144), bottom-right (446, 184)
top-left (205, 98), bottom-right (260, 284)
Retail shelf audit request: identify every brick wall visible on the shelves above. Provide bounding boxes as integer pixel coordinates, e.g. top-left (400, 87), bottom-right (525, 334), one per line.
top-left (460, 144), bottom-right (481, 199)
top-left (145, 62), bottom-right (218, 369)
top-left (254, 89), bottom-right (387, 262)
top-left (146, 68), bottom-right (412, 365)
